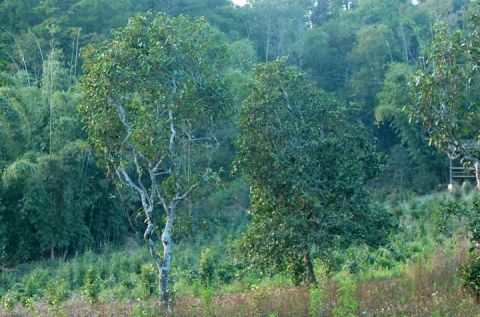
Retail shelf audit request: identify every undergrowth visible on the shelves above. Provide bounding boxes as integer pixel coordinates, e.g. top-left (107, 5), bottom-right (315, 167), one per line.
top-left (2, 189), bottom-right (480, 316)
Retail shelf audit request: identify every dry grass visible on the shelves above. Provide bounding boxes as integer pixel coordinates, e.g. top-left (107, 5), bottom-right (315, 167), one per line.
top-left (351, 242), bottom-right (478, 317)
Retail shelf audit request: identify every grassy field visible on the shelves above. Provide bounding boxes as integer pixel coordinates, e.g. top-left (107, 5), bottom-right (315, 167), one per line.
top-left (2, 190), bottom-right (480, 316)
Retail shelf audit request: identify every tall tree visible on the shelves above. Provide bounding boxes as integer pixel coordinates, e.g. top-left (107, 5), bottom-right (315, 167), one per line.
top-left (375, 63), bottom-right (446, 192)
top-left (80, 13), bottom-right (230, 307)
top-left (237, 59), bottom-right (394, 285)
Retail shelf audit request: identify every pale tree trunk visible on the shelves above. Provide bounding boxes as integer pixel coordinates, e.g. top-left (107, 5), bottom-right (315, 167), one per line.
top-left (265, 17), bottom-right (271, 62)
top-left (159, 211), bottom-right (174, 308)
top-left (475, 160), bottom-right (480, 191)
top-left (141, 202), bottom-right (172, 312)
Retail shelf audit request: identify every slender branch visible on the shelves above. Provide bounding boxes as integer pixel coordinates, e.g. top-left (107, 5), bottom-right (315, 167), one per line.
top-left (171, 183), bottom-right (198, 210)
top-left (173, 183), bottom-right (198, 202)
top-left (152, 168), bottom-right (172, 177)
top-left (280, 86), bottom-right (292, 111)
top-left (154, 183), bottom-right (170, 216)
top-left (152, 155), bottom-right (167, 174)
top-left (132, 150), bottom-right (149, 198)
top-left (118, 104), bottom-right (133, 147)
top-left (168, 110), bottom-right (176, 155)
top-left (30, 31), bottom-right (44, 65)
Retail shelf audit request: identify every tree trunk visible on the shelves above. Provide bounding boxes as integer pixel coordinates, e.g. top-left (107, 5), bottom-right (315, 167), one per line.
top-left (475, 161), bottom-right (480, 191)
top-left (50, 242), bottom-right (55, 260)
top-left (159, 210), bottom-right (174, 312)
top-left (142, 203), bottom-right (171, 312)
top-left (303, 247), bottom-right (318, 288)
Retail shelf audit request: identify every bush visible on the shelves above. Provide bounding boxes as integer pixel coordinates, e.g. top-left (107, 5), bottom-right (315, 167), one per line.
top-left (463, 255), bottom-right (480, 301)
top-left (309, 287), bottom-right (321, 317)
top-left (200, 287), bottom-right (214, 316)
top-left (1, 290), bottom-right (19, 312)
top-left (463, 198), bottom-right (480, 300)
top-left (131, 300), bottom-right (162, 317)
top-left (45, 279), bottom-right (68, 316)
top-left (21, 296), bottom-right (39, 317)
top-left (140, 264), bottom-right (157, 298)
top-left (83, 266), bottom-right (101, 304)
top-left (309, 259), bottom-right (328, 316)
top-left (23, 268), bottom-right (49, 298)
top-left (430, 196), bottom-right (467, 240)
top-left (200, 248), bottom-right (215, 288)
top-left (332, 272), bottom-right (358, 317)
top-left (217, 261), bottom-right (237, 284)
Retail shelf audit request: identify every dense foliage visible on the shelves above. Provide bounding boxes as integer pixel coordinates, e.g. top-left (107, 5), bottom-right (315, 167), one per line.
top-left (237, 60), bottom-right (395, 284)
top-left (411, 3), bottom-right (480, 189)
top-left (2, 0), bottom-right (480, 314)
top-left (0, 51), bottom-right (127, 264)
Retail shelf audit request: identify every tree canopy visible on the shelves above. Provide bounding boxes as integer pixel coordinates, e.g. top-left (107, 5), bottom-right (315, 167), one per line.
top-left (411, 4), bottom-right (480, 188)
top-left (237, 60), bottom-right (395, 284)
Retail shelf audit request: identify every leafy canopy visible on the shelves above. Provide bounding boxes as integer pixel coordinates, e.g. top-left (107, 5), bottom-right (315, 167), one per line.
top-left (80, 13), bottom-right (230, 197)
top-left (411, 5), bottom-right (480, 160)
top-left (237, 59), bottom-right (395, 282)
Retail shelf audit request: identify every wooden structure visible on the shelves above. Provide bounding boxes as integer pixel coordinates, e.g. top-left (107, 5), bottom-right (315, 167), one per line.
top-left (449, 159), bottom-right (475, 181)
top-left (448, 139), bottom-right (479, 191)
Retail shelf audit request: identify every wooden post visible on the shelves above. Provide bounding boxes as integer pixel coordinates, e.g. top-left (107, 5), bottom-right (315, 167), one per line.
top-left (448, 159), bottom-right (454, 192)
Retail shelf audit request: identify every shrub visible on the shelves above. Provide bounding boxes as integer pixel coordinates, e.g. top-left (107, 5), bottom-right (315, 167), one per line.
top-left (45, 279), bottom-right (68, 316)
top-left (199, 248), bottom-right (215, 288)
top-left (430, 196), bottom-right (467, 240)
top-left (309, 287), bottom-right (321, 317)
top-left (200, 287), bottom-right (214, 316)
top-left (332, 272), bottom-right (358, 317)
top-left (462, 196), bottom-right (480, 300)
top-left (21, 296), bottom-right (39, 317)
top-left (1, 290), bottom-right (18, 312)
top-left (309, 259), bottom-right (328, 316)
top-left (140, 264), bottom-right (157, 298)
top-left (132, 301), bottom-right (161, 317)
top-left (217, 260), bottom-right (237, 284)
top-left (191, 280), bottom-right (201, 297)
top-left (83, 266), bottom-right (101, 304)
top-left (23, 268), bottom-right (49, 298)
top-left (120, 272), bottom-right (137, 290)
top-left (73, 260), bottom-right (88, 289)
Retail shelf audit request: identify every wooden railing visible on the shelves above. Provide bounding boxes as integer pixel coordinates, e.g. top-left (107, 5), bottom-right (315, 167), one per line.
top-left (451, 166), bottom-right (476, 178)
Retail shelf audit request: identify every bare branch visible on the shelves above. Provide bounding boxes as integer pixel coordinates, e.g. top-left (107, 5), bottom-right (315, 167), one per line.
top-left (117, 104), bottom-right (149, 161)
top-left (118, 104), bottom-right (133, 147)
top-left (171, 183), bottom-right (198, 211)
top-left (153, 183), bottom-right (170, 216)
top-left (132, 150), bottom-right (149, 197)
top-left (152, 168), bottom-right (172, 177)
top-left (173, 183), bottom-right (198, 203)
top-left (168, 110), bottom-right (177, 156)
top-left (280, 86), bottom-right (292, 111)
top-left (152, 155), bottom-right (167, 174)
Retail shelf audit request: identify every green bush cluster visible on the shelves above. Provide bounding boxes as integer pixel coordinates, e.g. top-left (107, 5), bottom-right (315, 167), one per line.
top-left (332, 272), bottom-right (358, 317)
top-left (140, 264), bottom-right (157, 299)
top-left (45, 279), bottom-right (68, 316)
top-left (83, 266), bottom-right (100, 304)
top-left (200, 248), bottom-right (215, 288)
